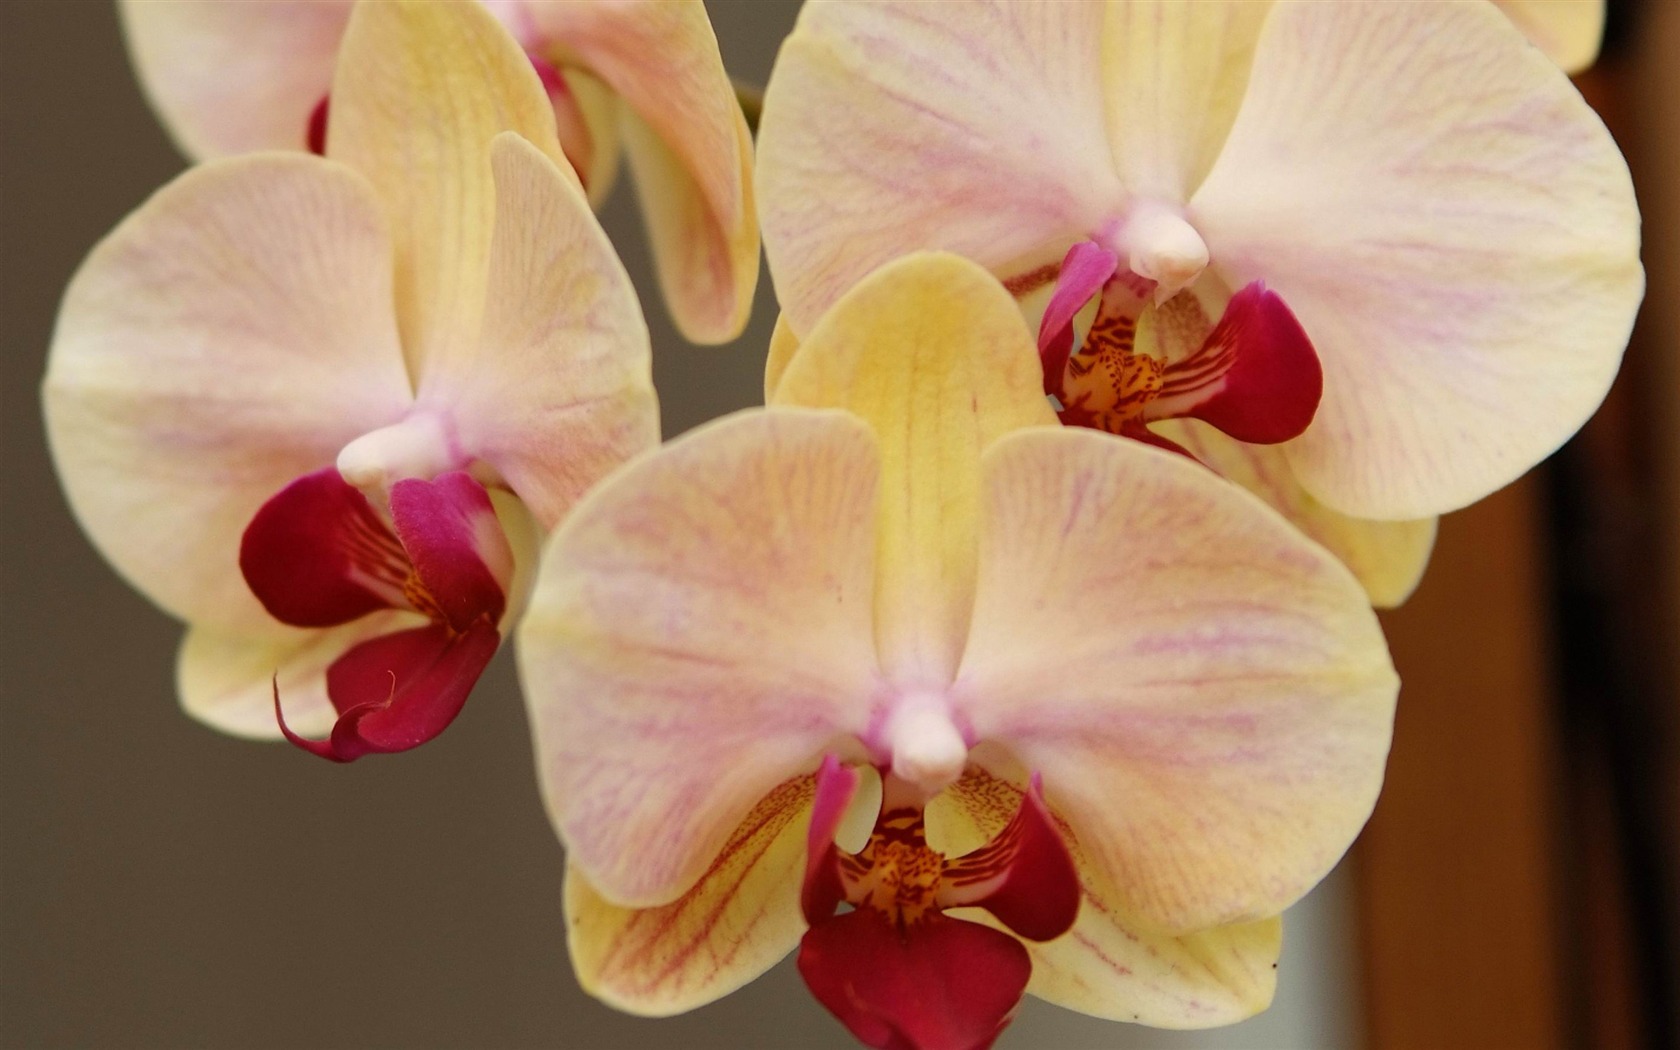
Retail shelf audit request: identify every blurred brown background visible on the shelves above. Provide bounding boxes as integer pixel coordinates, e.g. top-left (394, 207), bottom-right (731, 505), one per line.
top-left (2, 2), bottom-right (1675, 1049)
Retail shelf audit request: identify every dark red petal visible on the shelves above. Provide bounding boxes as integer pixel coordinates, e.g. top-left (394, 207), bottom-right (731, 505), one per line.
top-left (1037, 241), bottom-right (1119, 401)
top-left (938, 773), bottom-right (1080, 943)
top-left (275, 620), bottom-right (499, 762)
top-left (240, 467), bottom-right (411, 628)
top-left (798, 909), bottom-right (1031, 1050)
top-left (306, 94), bottom-right (329, 155)
top-left (387, 472), bottom-right (510, 631)
top-left (1154, 281), bottom-right (1322, 445)
top-left (802, 754), bottom-right (861, 926)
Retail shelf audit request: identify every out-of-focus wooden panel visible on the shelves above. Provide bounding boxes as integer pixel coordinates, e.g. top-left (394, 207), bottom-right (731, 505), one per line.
top-left (1359, 477), bottom-right (1564, 1050)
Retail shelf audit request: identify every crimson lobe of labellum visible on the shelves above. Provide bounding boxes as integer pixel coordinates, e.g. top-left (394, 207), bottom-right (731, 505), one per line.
top-left (936, 773), bottom-right (1081, 943)
top-left (799, 907), bottom-right (1032, 1050)
top-left (239, 468), bottom-right (509, 762)
top-left (306, 95), bottom-right (329, 155)
top-left (1161, 281), bottom-right (1322, 445)
top-left (797, 759), bottom-right (1081, 1050)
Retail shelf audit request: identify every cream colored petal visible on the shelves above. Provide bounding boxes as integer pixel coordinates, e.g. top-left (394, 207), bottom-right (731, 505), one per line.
top-left (43, 155), bottom-right (412, 634)
top-left (328, 0), bottom-right (568, 382)
top-left (621, 108), bottom-right (760, 344)
top-left (1101, 0), bottom-right (1272, 202)
top-left (1154, 419), bottom-right (1437, 608)
top-left (1192, 0), bottom-right (1642, 519)
top-left (1496, 0), bottom-right (1605, 73)
top-left (517, 409), bottom-right (881, 907)
top-left (564, 776), bottom-right (814, 1016)
top-left (774, 253), bottom-right (1056, 687)
top-left (757, 0), bottom-right (1121, 334)
top-left (440, 134), bottom-right (658, 531)
top-left (524, 0), bottom-right (757, 343)
top-left (177, 610), bottom-right (421, 740)
top-left (954, 428), bottom-right (1396, 933)
top-left (117, 0), bottom-right (352, 159)
top-left (931, 769), bottom-right (1281, 1028)
top-left (762, 314), bottom-right (801, 403)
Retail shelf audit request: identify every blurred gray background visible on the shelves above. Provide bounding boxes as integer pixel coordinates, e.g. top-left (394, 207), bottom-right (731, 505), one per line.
top-left (0, 2), bottom-right (1359, 1046)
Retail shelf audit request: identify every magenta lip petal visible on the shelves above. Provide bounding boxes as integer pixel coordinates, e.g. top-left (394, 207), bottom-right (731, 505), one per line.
top-left (275, 619), bottom-right (500, 763)
top-left (939, 773), bottom-right (1081, 943)
top-left (239, 467), bottom-right (411, 629)
top-left (306, 94), bottom-right (329, 155)
top-left (802, 754), bottom-right (862, 926)
top-left (1157, 280), bottom-right (1323, 445)
top-left (798, 908), bottom-right (1032, 1050)
top-left (1037, 241), bottom-right (1119, 400)
top-left (387, 471), bottom-right (510, 631)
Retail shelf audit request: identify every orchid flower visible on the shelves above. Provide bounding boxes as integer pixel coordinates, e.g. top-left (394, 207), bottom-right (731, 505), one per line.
top-left (757, 0), bottom-right (1642, 608)
top-left (44, 1), bottom-right (657, 760)
top-left (517, 253), bottom-right (1397, 1047)
top-left (118, 0), bottom-right (757, 344)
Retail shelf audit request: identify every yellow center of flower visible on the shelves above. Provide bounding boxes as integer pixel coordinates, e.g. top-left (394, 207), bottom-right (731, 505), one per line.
top-left (842, 808), bottom-right (946, 929)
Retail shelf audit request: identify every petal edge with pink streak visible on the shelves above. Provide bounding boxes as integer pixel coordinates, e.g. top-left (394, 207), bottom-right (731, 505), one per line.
top-left (517, 409), bottom-right (882, 908)
top-left (758, 0), bottom-right (1121, 334)
top-left (564, 776), bottom-right (816, 1016)
top-left (955, 427), bottom-right (1395, 933)
top-left (1191, 0), bottom-right (1641, 519)
top-left (43, 154), bottom-right (412, 635)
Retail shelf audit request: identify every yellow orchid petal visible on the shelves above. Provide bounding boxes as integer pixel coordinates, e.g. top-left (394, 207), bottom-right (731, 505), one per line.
top-left (621, 108), bottom-right (760, 345)
top-left (929, 769), bottom-right (1280, 1027)
top-left (525, 0), bottom-right (758, 343)
top-left (758, 0), bottom-right (1121, 334)
top-left (567, 69), bottom-right (626, 209)
top-left (117, 0), bottom-right (352, 159)
top-left (517, 409), bottom-right (881, 908)
top-left (564, 776), bottom-right (815, 1016)
top-left (773, 252), bottom-right (1056, 687)
top-left (1497, 0), bottom-right (1605, 73)
top-left (438, 133), bottom-right (658, 531)
top-left (1192, 0), bottom-right (1641, 519)
top-left (328, 0), bottom-right (567, 383)
top-left (1101, 0), bottom-right (1271, 202)
top-left (43, 154), bottom-right (412, 634)
top-left (762, 314), bottom-right (802, 403)
top-left (955, 427), bottom-right (1396, 933)
top-left (1154, 419), bottom-right (1437, 608)
top-left (177, 610), bottom-right (419, 740)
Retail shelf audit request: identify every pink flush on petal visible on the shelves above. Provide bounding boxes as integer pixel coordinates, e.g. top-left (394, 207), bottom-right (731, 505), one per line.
top-left (797, 757), bottom-right (1080, 1050)
top-left (1040, 240), bottom-right (1322, 451)
top-left (239, 468), bottom-right (512, 762)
